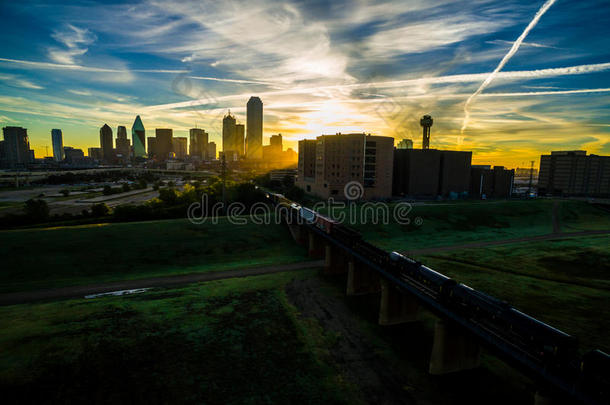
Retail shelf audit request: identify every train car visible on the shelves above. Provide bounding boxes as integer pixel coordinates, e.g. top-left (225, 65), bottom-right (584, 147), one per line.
top-left (449, 283), bottom-right (510, 322)
top-left (389, 251), bottom-right (456, 298)
top-left (505, 308), bottom-right (577, 363)
top-left (299, 206), bottom-right (316, 223)
top-left (331, 223), bottom-right (362, 247)
top-left (580, 350), bottom-right (610, 401)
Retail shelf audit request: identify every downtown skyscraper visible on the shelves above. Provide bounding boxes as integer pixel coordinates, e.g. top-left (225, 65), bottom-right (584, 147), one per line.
top-left (246, 96), bottom-right (263, 160)
top-left (99, 124), bottom-right (114, 163)
top-left (132, 115), bottom-right (146, 158)
top-left (51, 129), bottom-right (64, 162)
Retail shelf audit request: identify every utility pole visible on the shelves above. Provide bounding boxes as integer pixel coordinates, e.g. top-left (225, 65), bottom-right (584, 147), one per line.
top-left (221, 153), bottom-right (227, 214)
top-left (45, 145), bottom-right (49, 158)
top-left (527, 160), bottom-right (534, 197)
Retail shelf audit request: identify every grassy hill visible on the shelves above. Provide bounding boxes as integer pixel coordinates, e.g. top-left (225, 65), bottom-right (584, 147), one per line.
top-left (0, 216), bottom-right (308, 293)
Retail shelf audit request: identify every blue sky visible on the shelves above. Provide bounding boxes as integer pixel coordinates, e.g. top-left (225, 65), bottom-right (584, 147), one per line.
top-left (0, 0), bottom-right (609, 166)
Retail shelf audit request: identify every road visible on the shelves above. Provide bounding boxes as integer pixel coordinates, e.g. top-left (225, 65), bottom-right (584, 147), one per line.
top-left (0, 260), bottom-right (324, 306)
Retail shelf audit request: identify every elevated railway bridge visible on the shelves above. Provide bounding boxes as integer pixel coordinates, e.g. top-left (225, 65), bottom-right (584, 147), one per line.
top-left (265, 191), bottom-right (609, 405)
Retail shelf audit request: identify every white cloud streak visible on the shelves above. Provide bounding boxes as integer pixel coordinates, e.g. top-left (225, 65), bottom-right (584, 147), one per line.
top-left (461, 0), bottom-right (558, 134)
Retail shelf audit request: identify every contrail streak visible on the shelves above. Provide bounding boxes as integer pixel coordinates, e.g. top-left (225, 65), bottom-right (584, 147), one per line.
top-left (460, 0), bottom-right (558, 134)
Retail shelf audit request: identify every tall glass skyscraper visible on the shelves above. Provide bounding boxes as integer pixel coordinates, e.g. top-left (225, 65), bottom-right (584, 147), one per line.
top-left (246, 96), bottom-right (263, 160)
top-left (51, 129), bottom-right (64, 161)
top-left (132, 115), bottom-right (146, 158)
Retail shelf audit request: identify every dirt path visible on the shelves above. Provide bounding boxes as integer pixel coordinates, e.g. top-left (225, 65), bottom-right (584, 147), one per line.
top-left (286, 278), bottom-right (414, 405)
top-left (0, 260), bottom-right (324, 306)
top-left (404, 229), bottom-right (609, 255)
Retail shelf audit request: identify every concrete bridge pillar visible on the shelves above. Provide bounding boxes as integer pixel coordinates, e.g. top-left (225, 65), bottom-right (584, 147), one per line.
top-left (534, 390), bottom-right (554, 405)
top-left (287, 222), bottom-right (307, 246)
top-left (378, 279), bottom-right (419, 325)
top-left (346, 261), bottom-right (381, 296)
top-left (308, 231), bottom-right (324, 258)
top-left (324, 244), bottom-right (347, 275)
top-left (429, 319), bottom-right (480, 375)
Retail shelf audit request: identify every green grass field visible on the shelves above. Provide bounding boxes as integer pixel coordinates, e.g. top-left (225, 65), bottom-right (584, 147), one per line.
top-left (0, 216), bottom-right (308, 293)
top-left (0, 271), bottom-right (358, 404)
top-left (320, 199), bottom-right (609, 251)
top-left (416, 234), bottom-right (610, 353)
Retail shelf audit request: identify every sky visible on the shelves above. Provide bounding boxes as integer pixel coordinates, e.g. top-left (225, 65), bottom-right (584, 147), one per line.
top-left (0, 0), bottom-right (609, 168)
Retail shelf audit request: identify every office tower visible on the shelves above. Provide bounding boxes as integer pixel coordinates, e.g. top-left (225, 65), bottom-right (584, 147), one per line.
top-left (246, 96), bottom-right (263, 159)
top-left (172, 137), bottom-right (188, 159)
top-left (147, 137), bottom-right (157, 159)
top-left (155, 128), bottom-right (173, 161)
top-left (116, 126), bottom-right (130, 161)
top-left (538, 151), bottom-right (610, 196)
top-left (235, 124), bottom-right (245, 156)
top-left (51, 129), bottom-right (64, 161)
top-left (99, 124), bottom-right (114, 163)
top-left (189, 128), bottom-right (208, 159)
top-left (222, 112), bottom-right (237, 159)
top-left (296, 133), bottom-right (394, 199)
top-left (207, 141), bottom-right (216, 160)
top-left (1, 126), bottom-right (31, 169)
top-left (131, 115), bottom-right (146, 158)
top-left (397, 139), bottom-right (413, 149)
top-left (270, 134), bottom-right (282, 150)
top-left (88, 147), bottom-right (103, 161)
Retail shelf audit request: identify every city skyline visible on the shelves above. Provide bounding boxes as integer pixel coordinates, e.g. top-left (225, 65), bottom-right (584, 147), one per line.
top-left (0, 0), bottom-right (609, 167)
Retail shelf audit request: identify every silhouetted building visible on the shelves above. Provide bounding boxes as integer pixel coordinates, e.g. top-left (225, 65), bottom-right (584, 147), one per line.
top-left (439, 150), bottom-right (472, 195)
top-left (155, 129), bottom-right (173, 161)
top-left (246, 96), bottom-right (263, 159)
top-left (393, 149), bottom-right (441, 197)
top-left (470, 165), bottom-right (514, 198)
top-left (99, 124), bottom-right (114, 163)
top-left (189, 128), bottom-right (208, 159)
top-left (116, 126), bottom-right (130, 162)
top-left (207, 141), bottom-right (216, 160)
top-left (393, 149), bottom-right (472, 197)
top-left (173, 137), bottom-right (188, 159)
top-left (222, 112), bottom-right (242, 161)
top-left (420, 115), bottom-right (433, 149)
top-left (147, 137), bottom-right (157, 159)
top-left (298, 139), bottom-right (317, 181)
top-left (297, 133), bottom-right (394, 199)
top-left (2, 126), bottom-right (32, 169)
top-left (397, 139), bottom-right (413, 149)
top-left (538, 151), bottom-right (610, 196)
top-left (51, 129), bottom-right (64, 161)
top-left (236, 124), bottom-right (245, 156)
top-left (88, 147), bottom-right (103, 161)
top-left (64, 146), bottom-right (85, 163)
top-left (132, 115), bottom-right (146, 158)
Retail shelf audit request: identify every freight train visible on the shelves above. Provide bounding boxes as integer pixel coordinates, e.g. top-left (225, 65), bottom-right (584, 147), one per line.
top-left (265, 191), bottom-right (609, 397)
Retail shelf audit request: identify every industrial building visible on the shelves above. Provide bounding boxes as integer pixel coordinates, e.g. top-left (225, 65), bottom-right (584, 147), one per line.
top-left (393, 149), bottom-right (472, 197)
top-left (296, 133), bottom-right (394, 200)
top-left (538, 151), bottom-right (610, 197)
top-left (470, 165), bottom-right (514, 199)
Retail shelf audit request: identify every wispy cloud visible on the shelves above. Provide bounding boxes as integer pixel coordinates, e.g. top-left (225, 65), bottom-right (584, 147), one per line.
top-left (48, 24), bottom-right (96, 64)
top-left (461, 0), bottom-right (558, 134)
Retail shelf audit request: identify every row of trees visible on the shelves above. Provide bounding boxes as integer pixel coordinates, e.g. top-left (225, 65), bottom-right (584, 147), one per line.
top-left (0, 177), bottom-right (269, 228)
